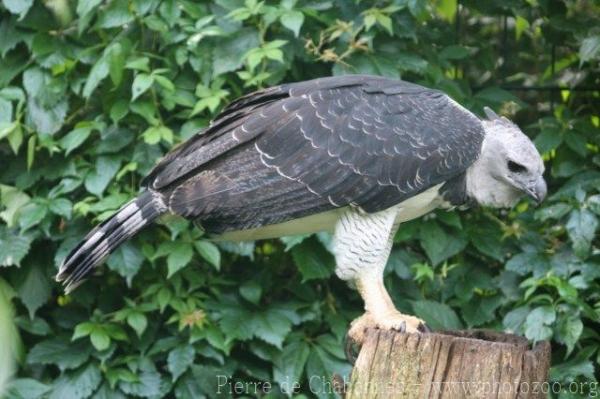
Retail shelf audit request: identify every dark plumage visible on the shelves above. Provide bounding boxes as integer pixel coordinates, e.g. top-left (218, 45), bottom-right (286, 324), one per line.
top-left (57, 75), bottom-right (485, 291)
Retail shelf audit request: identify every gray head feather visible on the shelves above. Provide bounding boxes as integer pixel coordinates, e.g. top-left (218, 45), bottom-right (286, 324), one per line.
top-left (466, 112), bottom-right (546, 208)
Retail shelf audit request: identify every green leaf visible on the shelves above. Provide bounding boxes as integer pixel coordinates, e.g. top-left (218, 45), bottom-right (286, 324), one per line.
top-left (213, 29), bottom-right (260, 76)
top-left (566, 209), bottom-right (598, 258)
top-left (141, 125), bottom-right (172, 144)
top-left (110, 99), bottom-right (129, 124)
top-left (167, 345), bottom-right (195, 381)
top-left (0, 227), bottom-right (32, 267)
top-left (534, 203), bottom-right (572, 221)
top-left (127, 312), bottom-right (148, 337)
top-left (587, 194), bottom-right (600, 215)
top-left (96, 0), bottom-right (134, 28)
top-left (419, 221), bottom-right (467, 265)
top-left (461, 295), bottom-right (503, 327)
top-left (436, 0), bottom-right (456, 22)
top-left (60, 126), bottom-right (93, 155)
top-left (0, 185), bottom-right (30, 227)
top-left (107, 242), bottom-right (144, 285)
top-left (524, 306), bottom-right (555, 342)
top-left (166, 242), bottom-right (194, 277)
top-left (84, 156), bottom-right (121, 196)
top-left (18, 202), bottom-right (47, 231)
top-left (16, 263), bottom-right (51, 319)
top-left (273, 340), bottom-right (310, 394)
top-left (503, 306), bottom-right (529, 333)
top-left (280, 10), bottom-right (304, 37)
top-left (14, 315), bottom-right (51, 336)
top-left (250, 308), bottom-right (294, 348)
top-left (239, 281), bottom-right (262, 304)
top-left (505, 252), bottom-right (548, 276)
top-left (90, 329), bottom-right (111, 351)
top-left (556, 316), bottom-right (583, 356)
top-left (132, 73), bottom-right (154, 101)
top-left (411, 300), bottom-right (463, 330)
top-left (119, 360), bottom-right (162, 397)
top-left (193, 240), bottom-right (220, 270)
top-left (83, 54), bottom-right (109, 98)
top-left (49, 198), bottom-right (72, 219)
top-left (306, 345), bottom-right (350, 395)
top-left (7, 378), bottom-right (51, 398)
top-left (49, 363), bottom-right (102, 399)
top-left (579, 35), bottom-right (600, 64)
top-left (291, 239), bottom-right (334, 281)
top-left (2, 0), bottom-right (33, 18)
top-left (107, 43), bottom-right (126, 86)
top-left (27, 337), bottom-right (92, 371)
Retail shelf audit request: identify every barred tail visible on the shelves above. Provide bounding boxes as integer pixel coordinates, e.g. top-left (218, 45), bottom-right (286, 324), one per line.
top-left (56, 190), bottom-right (166, 293)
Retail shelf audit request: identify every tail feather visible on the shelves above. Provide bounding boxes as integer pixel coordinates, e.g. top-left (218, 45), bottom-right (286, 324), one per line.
top-left (56, 190), bottom-right (165, 292)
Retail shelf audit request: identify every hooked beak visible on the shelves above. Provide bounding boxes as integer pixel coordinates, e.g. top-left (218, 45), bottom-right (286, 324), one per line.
top-left (524, 176), bottom-right (547, 204)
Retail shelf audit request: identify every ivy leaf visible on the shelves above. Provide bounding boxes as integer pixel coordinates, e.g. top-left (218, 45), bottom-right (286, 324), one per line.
top-left (96, 0), bottom-right (134, 28)
top-left (280, 10), bottom-right (304, 37)
top-left (579, 35), bottom-right (600, 64)
top-left (249, 308), bottom-right (294, 348)
top-left (119, 359), bottom-right (162, 398)
top-left (534, 203), bottom-right (572, 221)
top-left (90, 328), bottom-right (111, 351)
top-left (167, 345), bottom-right (195, 381)
top-left (107, 242), bottom-right (144, 286)
top-left (566, 209), bottom-right (598, 258)
top-left (82, 54), bottom-right (109, 98)
top-left (166, 242), bottom-right (194, 277)
top-left (503, 306), bottom-right (530, 333)
top-left (84, 156), bottom-right (121, 196)
top-left (49, 198), bottom-right (72, 219)
top-left (556, 315), bottom-right (583, 356)
top-left (15, 263), bottom-right (51, 319)
top-left (2, 0), bottom-right (33, 18)
top-left (588, 194), bottom-right (600, 215)
top-left (306, 345), bottom-right (350, 395)
top-left (193, 240), bottom-right (220, 270)
top-left (27, 336), bottom-right (92, 371)
top-left (60, 126), bottom-right (94, 155)
top-left (524, 306), bottom-right (556, 342)
top-left (0, 185), bottom-right (30, 227)
top-left (132, 73), bottom-right (154, 101)
top-left (273, 340), bottom-right (310, 394)
top-left (411, 300), bottom-right (463, 330)
top-left (0, 227), bottom-right (32, 267)
top-left (461, 295), bottom-right (503, 327)
top-left (6, 378), bottom-right (51, 399)
top-left (419, 221), bottom-right (467, 265)
top-left (505, 252), bottom-right (549, 277)
top-left (49, 363), bottom-right (102, 399)
top-left (239, 281), bottom-right (262, 304)
top-left (18, 201), bottom-right (47, 231)
top-left (127, 312), bottom-right (148, 337)
top-left (291, 239), bottom-right (334, 281)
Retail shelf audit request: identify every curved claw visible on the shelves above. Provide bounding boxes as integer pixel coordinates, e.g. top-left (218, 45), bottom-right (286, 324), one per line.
top-left (396, 320), bottom-right (407, 333)
top-left (417, 322), bottom-right (432, 333)
top-left (344, 332), bottom-right (360, 365)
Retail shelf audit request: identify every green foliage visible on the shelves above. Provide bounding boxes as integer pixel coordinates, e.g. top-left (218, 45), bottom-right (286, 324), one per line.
top-left (0, 0), bottom-right (599, 398)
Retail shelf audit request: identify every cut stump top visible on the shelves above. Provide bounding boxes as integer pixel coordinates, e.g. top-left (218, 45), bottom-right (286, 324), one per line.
top-left (346, 329), bottom-right (551, 399)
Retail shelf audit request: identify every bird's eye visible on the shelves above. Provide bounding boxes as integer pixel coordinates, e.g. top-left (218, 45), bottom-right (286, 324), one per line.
top-left (507, 160), bottom-right (527, 173)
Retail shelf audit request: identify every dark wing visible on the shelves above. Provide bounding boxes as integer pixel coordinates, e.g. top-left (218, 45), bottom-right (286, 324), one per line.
top-left (143, 75), bottom-right (485, 233)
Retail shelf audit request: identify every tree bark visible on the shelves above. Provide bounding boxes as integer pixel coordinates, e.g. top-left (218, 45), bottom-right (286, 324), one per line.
top-left (345, 329), bottom-right (551, 399)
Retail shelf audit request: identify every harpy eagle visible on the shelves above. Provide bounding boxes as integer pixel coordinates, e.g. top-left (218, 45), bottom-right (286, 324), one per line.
top-left (57, 75), bottom-right (546, 342)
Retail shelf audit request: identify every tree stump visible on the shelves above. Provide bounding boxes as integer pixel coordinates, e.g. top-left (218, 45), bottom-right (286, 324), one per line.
top-left (346, 329), bottom-right (551, 399)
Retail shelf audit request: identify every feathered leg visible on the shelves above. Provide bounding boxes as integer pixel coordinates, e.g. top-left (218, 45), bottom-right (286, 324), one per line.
top-left (333, 206), bottom-right (427, 347)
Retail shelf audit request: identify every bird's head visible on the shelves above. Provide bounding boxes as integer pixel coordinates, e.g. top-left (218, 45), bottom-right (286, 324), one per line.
top-left (466, 107), bottom-right (546, 208)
